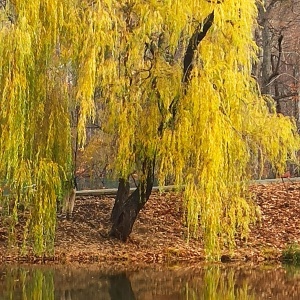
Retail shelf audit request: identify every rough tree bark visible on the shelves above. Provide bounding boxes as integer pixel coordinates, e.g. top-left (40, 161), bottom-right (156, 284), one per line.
top-left (110, 158), bottom-right (155, 241)
top-left (110, 178), bottom-right (130, 223)
top-left (271, 35), bottom-right (283, 113)
top-left (109, 11), bottom-right (214, 242)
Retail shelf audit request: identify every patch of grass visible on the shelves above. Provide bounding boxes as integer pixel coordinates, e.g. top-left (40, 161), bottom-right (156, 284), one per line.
top-left (261, 246), bottom-right (279, 260)
top-left (282, 243), bottom-right (300, 264)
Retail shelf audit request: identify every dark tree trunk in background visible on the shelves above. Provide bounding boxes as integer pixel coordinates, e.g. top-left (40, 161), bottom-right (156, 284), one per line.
top-left (109, 11), bottom-right (214, 242)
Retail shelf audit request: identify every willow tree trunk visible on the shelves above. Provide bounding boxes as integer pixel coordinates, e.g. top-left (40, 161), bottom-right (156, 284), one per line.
top-left (110, 159), bottom-right (155, 241)
top-left (109, 11), bottom-right (214, 241)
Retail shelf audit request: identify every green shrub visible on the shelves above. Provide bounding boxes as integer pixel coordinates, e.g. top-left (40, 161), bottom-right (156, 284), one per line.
top-left (282, 243), bottom-right (300, 264)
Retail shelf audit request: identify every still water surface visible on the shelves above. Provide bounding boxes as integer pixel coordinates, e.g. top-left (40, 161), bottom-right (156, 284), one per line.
top-left (0, 263), bottom-right (299, 300)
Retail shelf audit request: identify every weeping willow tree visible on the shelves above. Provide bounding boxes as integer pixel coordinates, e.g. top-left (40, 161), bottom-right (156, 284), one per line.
top-left (98, 0), bottom-right (300, 259)
top-left (0, 0), bottom-right (107, 255)
top-left (0, 0), bottom-right (299, 259)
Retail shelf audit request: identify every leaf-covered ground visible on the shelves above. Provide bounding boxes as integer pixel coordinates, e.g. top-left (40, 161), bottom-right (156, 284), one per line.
top-left (1, 181), bottom-right (300, 265)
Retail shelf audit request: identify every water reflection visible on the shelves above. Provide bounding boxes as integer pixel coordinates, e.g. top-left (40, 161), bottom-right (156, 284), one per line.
top-left (0, 264), bottom-right (300, 300)
top-left (108, 273), bottom-right (135, 300)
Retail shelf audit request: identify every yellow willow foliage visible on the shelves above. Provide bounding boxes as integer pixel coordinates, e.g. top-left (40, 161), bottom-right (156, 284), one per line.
top-left (0, 0), bottom-right (299, 258)
top-left (0, 0), bottom-right (111, 254)
top-left (156, 3), bottom-right (299, 258)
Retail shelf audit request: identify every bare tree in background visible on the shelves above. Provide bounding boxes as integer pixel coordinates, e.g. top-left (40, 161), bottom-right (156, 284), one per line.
top-left (255, 0), bottom-right (300, 126)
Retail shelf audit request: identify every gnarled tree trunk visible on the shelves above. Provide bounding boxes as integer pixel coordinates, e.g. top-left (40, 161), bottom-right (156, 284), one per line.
top-left (110, 158), bottom-right (155, 241)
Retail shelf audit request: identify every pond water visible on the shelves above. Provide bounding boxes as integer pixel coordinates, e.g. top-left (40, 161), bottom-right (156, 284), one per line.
top-left (0, 263), bottom-right (300, 300)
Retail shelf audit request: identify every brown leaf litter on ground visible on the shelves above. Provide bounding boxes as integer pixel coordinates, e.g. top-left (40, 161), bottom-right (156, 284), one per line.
top-left (0, 181), bottom-right (300, 265)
